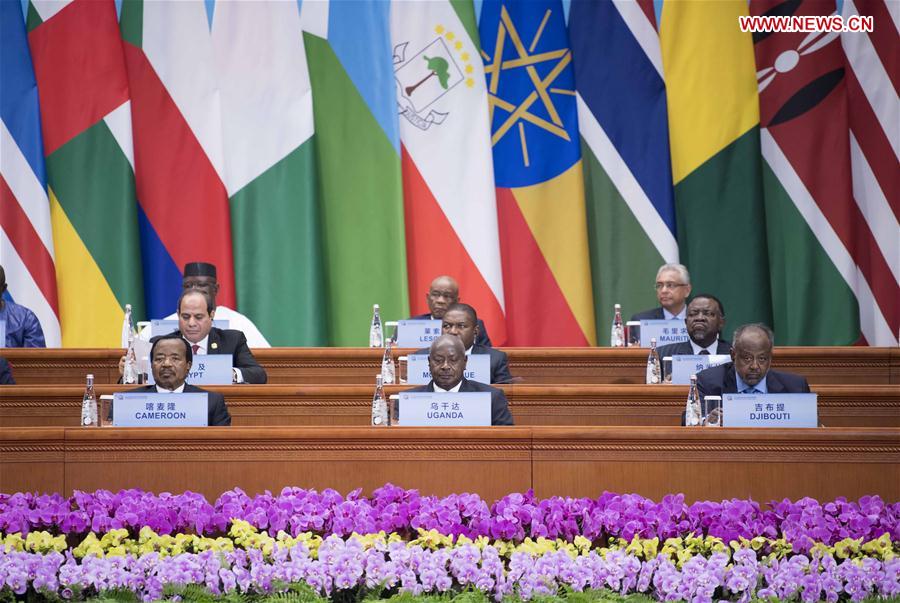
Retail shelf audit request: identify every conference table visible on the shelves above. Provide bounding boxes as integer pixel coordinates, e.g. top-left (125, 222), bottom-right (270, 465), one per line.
top-left (4, 346), bottom-right (898, 385)
top-left (2, 426), bottom-right (897, 503)
top-left (2, 383), bottom-right (899, 427)
top-left (1, 346), bottom-right (897, 506)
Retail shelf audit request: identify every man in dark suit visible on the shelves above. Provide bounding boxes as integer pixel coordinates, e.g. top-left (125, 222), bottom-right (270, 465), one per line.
top-left (124, 334), bottom-right (231, 426)
top-left (407, 335), bottom-right (513, 425)
top-left (169, 289), bottom-right (266, 383)
top-left (658, 295), bottom-right (732, 370)
top-left (697, 323), bottom-right (811, 397)
top-left (0, 357), bottom-right (14, 385)
top-left (415, 303), bottom-right (512, 384)
top-left (409, 275), bottom-right (492, 347)
top-left (630, 263), bottom-right (692, 322)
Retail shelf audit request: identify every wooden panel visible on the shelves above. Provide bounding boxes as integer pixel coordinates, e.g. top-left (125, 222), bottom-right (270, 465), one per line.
top-left (2, 384), bottom-right (897, 428)
top-left (1, 427), bottom-right (897, 503)
top-left (0, 427), bottom-right (66, 494)
top-left (3, 346), bottom-right (897, 385)
top-left (62, 427), bottom-right (532, 501)
top-left (532, 427), bottom-right (900, 502)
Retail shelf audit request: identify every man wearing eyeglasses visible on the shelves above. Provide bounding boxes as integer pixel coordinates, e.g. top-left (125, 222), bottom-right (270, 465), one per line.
top-left (657, 295), bottom-right (732, 359)
top-left (630, 263), bottom-right (693, 322)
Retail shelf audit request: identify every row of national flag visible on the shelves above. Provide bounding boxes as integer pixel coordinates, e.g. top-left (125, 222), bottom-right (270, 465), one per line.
top-left (1, 0), bottom-right (896, 348)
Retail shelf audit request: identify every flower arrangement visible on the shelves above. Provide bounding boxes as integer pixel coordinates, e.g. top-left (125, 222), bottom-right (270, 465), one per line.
top-left (0, 485), bottom-right (897, 602)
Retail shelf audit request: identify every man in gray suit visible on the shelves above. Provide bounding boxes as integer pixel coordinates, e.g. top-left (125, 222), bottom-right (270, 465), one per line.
top-left (630, 263), bottom-right (693, 322)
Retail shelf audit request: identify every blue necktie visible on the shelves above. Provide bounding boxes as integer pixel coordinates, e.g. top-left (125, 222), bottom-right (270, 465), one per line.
top-left (743, 388), bottom-right (761, 394)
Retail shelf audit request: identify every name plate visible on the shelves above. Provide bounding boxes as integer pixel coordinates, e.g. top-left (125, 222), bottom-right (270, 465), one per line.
top-left (670, 354), bottom-right (731, 385)
top-left (0, 319), bottom-right (5, 346)
top-left (147, 354), bottom-right (233, 385)
top-left (112, 392), bottom-right (209, 427)
top-left (150, 319), bottom-right (229, 337)
top-left (723, 393), bottom-right (818, 428)
top-left (406, 353), bottom-right (491, 385)
top-left (396, 319), bottom-right (442, 347)
top-left (398, 391), bottom-right (491, 426)
top-left (639, 319), bottom-right (687, 347)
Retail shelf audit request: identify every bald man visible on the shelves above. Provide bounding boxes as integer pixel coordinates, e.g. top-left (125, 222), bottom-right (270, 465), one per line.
top-left (409, 275), bottom-right (493, 347)
top-left (406, 335), bottom-right (513, 425)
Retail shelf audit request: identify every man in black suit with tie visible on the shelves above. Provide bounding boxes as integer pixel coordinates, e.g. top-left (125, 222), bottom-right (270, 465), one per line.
top-left (409, 275), bottom-right (493, 347)
top-left (697, 323), bottom-right (810, 397)
top-left (658, 295), bottom-right (732, 371)
top-left (416, 303), bottom-right (513, 384)
top-left (123, 333), bottom-right (231, 426)
top-left (630, 263), bottom-right (692, 322)
top-left (170, 289), bottom-right (267, 384)
top-left (407, 335), bottom-right (514, 425)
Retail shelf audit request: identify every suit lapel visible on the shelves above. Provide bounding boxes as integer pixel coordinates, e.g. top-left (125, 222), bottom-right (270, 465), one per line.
top-left (766, 372), bottom-right (786, 393)
top-left (724, 366), bottom-right (739, 394)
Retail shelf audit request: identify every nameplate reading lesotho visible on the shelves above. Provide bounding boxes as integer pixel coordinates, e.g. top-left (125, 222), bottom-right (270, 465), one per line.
top-left (397, 391), bottom-right (491, 426)
top-left (670, 354), bottom-right (731, 385)
top-left (147, 354), bottom-right (232, 386)
top-left (722, 393), bottom-right (818, 428)
top-left (405, 354), bottom-right (491, 385)
top-left (639, 319), bottom-right (687, 347)
top-left (150, 319), bottom-right (229, 338)
top-left (395, 320), bottom-right (443, 347)
top-left (112, 392), bottom-right (209, 427)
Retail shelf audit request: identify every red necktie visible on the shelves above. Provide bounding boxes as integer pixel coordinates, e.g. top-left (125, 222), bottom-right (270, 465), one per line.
top-left (192, 344), bottom-right (199, 354)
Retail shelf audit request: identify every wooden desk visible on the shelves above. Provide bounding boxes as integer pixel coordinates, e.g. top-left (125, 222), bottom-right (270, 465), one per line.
top-left (1, 384), bottom-right (897, 428)
top-left (3, 347), bottom-right (897, 385)
top-left (1, 427), bottom-right (896, 503)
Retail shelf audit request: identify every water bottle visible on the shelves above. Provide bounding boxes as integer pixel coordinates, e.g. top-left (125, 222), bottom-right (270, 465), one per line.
top-left (610, 303), bottom-right (625, 347)
top-left (646, 337), bottom-right (662, 384)
top-left (370, 375), bottom-right (389, 426)
top-left (369, 304), bottom-right (384, 348)
top-left (685, 374), bottom-right (701, 426)
top-left (381, 338), bottom-right (396, 384)
top-left (80, 374), bottom-right (98, 427)
top-left (122, 304), bottom-right (138, 384)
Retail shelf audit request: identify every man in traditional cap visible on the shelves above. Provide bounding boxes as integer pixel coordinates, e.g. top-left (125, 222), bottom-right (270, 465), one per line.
top-left (145, 262), bottom-right (269, 347)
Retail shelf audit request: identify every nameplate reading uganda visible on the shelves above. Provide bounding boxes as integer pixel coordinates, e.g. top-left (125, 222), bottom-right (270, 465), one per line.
top-left (670, 354), bottom-right (731, 385)
top-left (112, 392), bottom-right (209, 427)
top-left (639, 319), bottom-right (688, 347)
top-left (406, 353), bottom-right (491, 385)
top-left (398, 391), bottom-right (491, 426)
top-left (150, 319), bottom-right (229, 338)
top-left (147, 354), bottom-right (233, 385)
top-left (396, 320), bottom-right (442, 347)
top-left (722, 393), bottom-right (818, 428)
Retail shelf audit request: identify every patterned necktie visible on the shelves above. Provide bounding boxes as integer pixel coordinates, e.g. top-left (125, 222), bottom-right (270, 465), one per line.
top-left (192, 344), bottom-right (199, 354)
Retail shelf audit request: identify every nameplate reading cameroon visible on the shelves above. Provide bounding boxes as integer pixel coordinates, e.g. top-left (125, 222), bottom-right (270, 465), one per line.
top-left (112, 392), bottom-right (209, 427)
